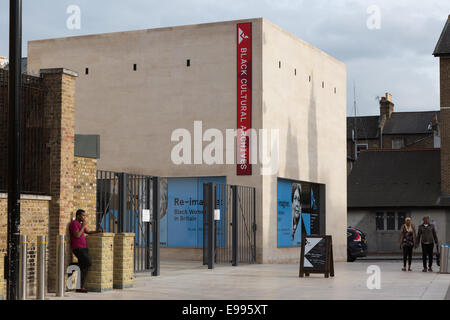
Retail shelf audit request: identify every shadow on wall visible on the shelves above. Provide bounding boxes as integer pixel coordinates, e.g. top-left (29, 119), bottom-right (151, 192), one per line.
top-left (307, 72), bottom-right (319, 182)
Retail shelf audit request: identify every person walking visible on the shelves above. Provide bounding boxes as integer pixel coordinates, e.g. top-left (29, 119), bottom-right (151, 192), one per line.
top-left (398, 217), bottom-right (416, 271)
top-left (70, 209), bottom-right (103, 292)
top-left (416, 216), bottom-right (439, 272)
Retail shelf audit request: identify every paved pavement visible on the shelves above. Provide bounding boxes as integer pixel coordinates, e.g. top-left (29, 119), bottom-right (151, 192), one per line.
top-left (47, 260), bottom-right (450, 300)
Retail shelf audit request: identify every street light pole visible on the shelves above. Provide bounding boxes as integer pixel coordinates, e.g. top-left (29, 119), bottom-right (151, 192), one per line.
top-left (7, 0), bottom-right (22, 301)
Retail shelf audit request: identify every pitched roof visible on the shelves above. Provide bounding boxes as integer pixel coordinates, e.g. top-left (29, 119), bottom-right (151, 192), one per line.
top-left (347, 149), bottom-right (450, 208)
top-left (383, 111), bottom-right (439, 134)
top-left (433, 16), bottom-right (450, 57)
top-left (347, 116), bottom-right (379, 140)
top-left (347, 111), bottom-right (440, 139)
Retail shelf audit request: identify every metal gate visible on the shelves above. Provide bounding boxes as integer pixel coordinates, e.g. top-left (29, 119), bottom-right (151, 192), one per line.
top-left (203, 183), bottom-right (256, 268)
top-left (96, 170), bottom-right (160, 275)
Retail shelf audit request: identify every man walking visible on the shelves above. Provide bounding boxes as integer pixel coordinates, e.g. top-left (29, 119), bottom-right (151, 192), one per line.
top-left (70, 209), bottom-right (103, 292)
top-left (416, 216), bottom-right (438, 272)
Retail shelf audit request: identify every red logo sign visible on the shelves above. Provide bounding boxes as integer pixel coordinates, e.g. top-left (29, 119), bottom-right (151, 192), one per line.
top-left (237, 23), bottom-right (252, 176)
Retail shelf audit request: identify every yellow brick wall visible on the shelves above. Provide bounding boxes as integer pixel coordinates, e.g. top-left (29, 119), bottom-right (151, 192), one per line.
top-left (71, 156), bottom-right (97, 264)
top-left (73, 156), bottom-right (97, 230)
top-left (0, 195), bottom-right (50, 297)
top-left (85, 233), bottom-right (114, 292)
top-left (113, 233), bottom-right (135, 289)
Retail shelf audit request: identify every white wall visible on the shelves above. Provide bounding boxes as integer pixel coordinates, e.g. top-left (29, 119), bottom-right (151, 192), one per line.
top-left (349, 208), bottom-right (449, 253)
top-left (261, 19), bottom-right (347, 262)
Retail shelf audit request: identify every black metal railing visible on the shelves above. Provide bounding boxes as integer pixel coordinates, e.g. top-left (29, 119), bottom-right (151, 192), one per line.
top-left (203, 183), bottom-right (256, 267)
top-left (96, 170), bottom-right (160, 275)
top-left (0, 69), bottom-right (47, 194)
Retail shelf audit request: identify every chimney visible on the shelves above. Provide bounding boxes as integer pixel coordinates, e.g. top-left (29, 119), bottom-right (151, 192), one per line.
top-left (434, 15), bottom-right (450, 194)
top-left (0, 56), bottom-right (8, 69)
top-left (380, 92), bottom-right (394, 119)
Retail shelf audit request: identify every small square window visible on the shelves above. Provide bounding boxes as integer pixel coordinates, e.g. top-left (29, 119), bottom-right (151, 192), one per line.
top-left (392, 138), bottom-right (404, 149)
top-left (187, 59), bottom-right (190, 67)
top-left (133, 64), bottom-right (137, 71)
top-left (85, 68), bottom-right (89, 75)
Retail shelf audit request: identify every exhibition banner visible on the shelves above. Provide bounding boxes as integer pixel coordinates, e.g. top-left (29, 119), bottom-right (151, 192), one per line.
top-left (237, 22), bottom-right (252, 175)
top-left (163, 177), bottom-right (226, 247)
top-left (277, 178), bottom-right (321, 247)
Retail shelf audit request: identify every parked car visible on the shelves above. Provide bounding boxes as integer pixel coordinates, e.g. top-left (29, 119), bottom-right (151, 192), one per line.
top-left (347, 227), bottom-right (368, 262)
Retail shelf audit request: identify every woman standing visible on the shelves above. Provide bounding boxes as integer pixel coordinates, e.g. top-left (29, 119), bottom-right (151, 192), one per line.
top-left (399, 217), bottom-right (416, 271)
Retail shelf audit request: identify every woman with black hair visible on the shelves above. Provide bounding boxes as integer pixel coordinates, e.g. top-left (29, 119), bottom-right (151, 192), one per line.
top-left (291, 183), bottom-right (302, 241)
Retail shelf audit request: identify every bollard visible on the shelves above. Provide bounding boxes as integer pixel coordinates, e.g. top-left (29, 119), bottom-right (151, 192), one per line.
top-left (37, 236), bottom-right (46, 300)
top-left (19, 235), bottom-right (27, 300)
top-left (56, 235), bottom-right (65, 297)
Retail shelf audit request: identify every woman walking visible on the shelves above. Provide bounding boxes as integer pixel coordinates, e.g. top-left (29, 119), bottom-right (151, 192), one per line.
top-left (399, 217), bottom-right (416, 271)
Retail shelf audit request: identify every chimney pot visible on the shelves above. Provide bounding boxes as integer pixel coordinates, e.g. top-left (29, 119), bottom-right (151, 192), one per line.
top-left (385, 92), bottom-right (392, 102)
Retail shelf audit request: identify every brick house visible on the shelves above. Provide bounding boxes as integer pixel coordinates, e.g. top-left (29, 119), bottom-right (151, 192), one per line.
top-left (347, 93), bottom-right (440, 174)
top-left (347, 15), bottom-right (450, 255)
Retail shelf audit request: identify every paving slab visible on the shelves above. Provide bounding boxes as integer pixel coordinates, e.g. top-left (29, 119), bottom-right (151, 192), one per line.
top-left (46, 260), bottom-right (450, 300)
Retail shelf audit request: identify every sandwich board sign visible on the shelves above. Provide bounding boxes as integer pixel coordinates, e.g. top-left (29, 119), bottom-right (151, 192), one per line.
top-left (299, 235), bottom-right (334, 278)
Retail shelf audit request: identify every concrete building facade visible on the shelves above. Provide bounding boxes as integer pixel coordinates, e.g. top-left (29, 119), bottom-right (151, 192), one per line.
top-left (28, 18), bottom-right (347, 263)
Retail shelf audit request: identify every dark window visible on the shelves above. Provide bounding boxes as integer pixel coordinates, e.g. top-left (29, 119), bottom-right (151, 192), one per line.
top-left (356, 144), bottom-right (368, 156)
top-left (334, 87), bottom-right (337, 94)
top-left (387, 212), bottom-right (395, 230)
top-left (187, 59), bottom-right (190, 67)
top-left (279, 61), bottom-right (281, 69)
top-left (294, 68), bottom-right (296, 76)
top-left (133, 64), bottom-right (137, 71)
top-left (397, 212), bottom-right (406, 230)
top-left (309, 75), bottom-right (311, 82)
top-left (376, 212), bottom-right (384, 230)
top-left (322, 81), bottom-right (324, 88)
top-left (85, 68), bottom-right (89, 75)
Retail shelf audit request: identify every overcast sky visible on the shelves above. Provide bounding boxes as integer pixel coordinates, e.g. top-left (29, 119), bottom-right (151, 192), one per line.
top-left (0, 0), bottom-right (448, 116)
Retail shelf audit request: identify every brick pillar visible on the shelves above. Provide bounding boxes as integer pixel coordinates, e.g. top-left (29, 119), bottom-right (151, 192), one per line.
top-left (85, 233), bottom-right (114, 292)
top-left (440, 57), bottom-right (450, 194)
top-left (113, 233), bottom-right (135, 289)
top-left (41, 68), bottom-right (78, 292)
top-left (0, 254), bottom-right (4, 300)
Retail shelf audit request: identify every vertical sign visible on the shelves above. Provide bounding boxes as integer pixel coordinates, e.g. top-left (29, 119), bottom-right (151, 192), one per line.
top-left (237, 23), bottom-right (252, 175)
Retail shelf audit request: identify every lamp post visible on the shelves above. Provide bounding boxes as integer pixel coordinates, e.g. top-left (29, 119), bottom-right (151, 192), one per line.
top-left (7, 0), bottom-right (22, 301)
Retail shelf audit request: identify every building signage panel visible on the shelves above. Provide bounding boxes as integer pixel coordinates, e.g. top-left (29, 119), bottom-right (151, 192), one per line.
top-left (237, 22), bottom-right (252, 175)
top-left (277, 178), bottom-right (323, 247)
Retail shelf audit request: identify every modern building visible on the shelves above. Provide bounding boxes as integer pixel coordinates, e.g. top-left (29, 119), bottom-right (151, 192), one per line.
top-left (347, 15), bottom-right (450, 254)
top-left (27, 18), bottom-right (347, 263)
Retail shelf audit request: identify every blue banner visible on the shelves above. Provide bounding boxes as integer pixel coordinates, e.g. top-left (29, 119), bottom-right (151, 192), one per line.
top-left (277, 178), bottom-right (315, 247)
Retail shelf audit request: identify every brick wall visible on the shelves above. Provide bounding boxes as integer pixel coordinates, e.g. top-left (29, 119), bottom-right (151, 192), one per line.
top-left (41, 69), bottom-right (77, 292)
top-left (113, 233), bottom-right (135, 289)
top-left (85, 233), bottom-right (114, 292)
top-left (73, 156), bottom-right (97, 230)
top-left (0, 194), bottom-right (51, 297)
top-left (440, 57), bottom-right (450, 194)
